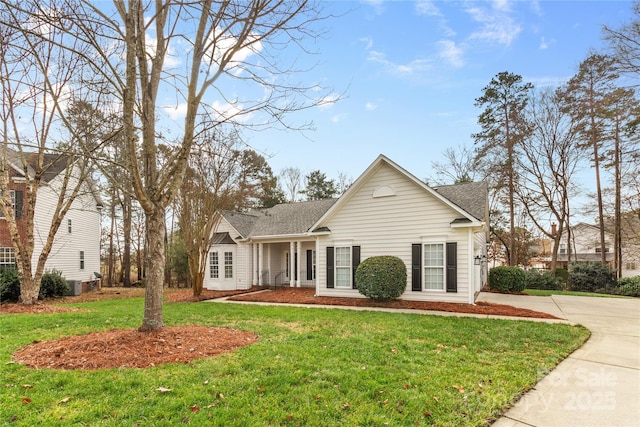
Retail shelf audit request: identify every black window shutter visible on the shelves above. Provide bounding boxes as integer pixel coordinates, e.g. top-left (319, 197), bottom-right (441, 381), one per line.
top-left (14, 190), bottom-right (23, 219)
top-left (411, 244), bottom-right (422, 291)
top-left (446, 242), bottom-right (457, 293)
top-left (326, 247), bottom-right (334, 288)
top-left (352, 246), bottom-right (360, 289)
top-left (306, 250), bottom-right (313, 281)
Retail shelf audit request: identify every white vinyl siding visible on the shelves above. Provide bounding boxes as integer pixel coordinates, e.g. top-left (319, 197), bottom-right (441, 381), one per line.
top-left (335, 246), bottom-right (351, 288)
top-left (424, 243), bottom-right (444, 290)
top-left (31, 166), bottom-right (101, 282)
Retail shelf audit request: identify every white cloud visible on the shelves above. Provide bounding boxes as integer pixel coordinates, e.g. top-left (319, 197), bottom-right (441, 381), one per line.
top-left (360, 37), bottom-right (374, 51)
top-left (211, 99), bottom-right (251, 122)
top-left (162, 102), bottom-right (188, 120)
top-left (318, 93), bottom-right (341, 110)
top-left (465, 3), bottom-right (522, 47)
top-left (331, 113), bottom-right (348, 123)
top-left (365, 102), bottom-right (377, 111)
top-left (204, 27), bottom-right (263, 75)
top-left (437, 40), bottom-right (464, 68)
top-left (416, 0), bottom-right (441, 16)
top-left (539, 36), bottom-right (555, 50)
top-left (367, 50), bottom-right (433, 77)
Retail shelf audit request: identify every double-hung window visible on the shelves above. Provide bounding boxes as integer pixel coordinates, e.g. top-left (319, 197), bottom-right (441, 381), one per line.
top-left (423, 243), bottom-right (445, 290)
top-left (79, 251), bottom-right (85, 270)
top-left (224, 251), bottom-right (233, 279)
top-left (209, 252), bottom-right (219, 279)
top-left (335, 247), bottom-right (351, 288)
top-left (0, 247), bottom-right (16, 268)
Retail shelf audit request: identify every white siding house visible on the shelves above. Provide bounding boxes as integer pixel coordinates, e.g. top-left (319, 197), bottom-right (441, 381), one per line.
top-left (32, 167), bottom-right (102, 284)
top-left (206, 155), bottom-right (489, 304)
top-left (1, 150), bottom-right (103, 290)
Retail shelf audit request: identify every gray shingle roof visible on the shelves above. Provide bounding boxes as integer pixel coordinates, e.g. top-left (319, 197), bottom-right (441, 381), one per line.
top-left (220, 211), bottom-right (260, 238)
top-left (433, 181), bottom-right (488, 221)
top-left (221, 198), bottom-right (338, 238)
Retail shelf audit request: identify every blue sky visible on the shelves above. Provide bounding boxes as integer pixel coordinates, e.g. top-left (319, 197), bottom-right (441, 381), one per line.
top-left (239, 0), bottom-right (635, 185)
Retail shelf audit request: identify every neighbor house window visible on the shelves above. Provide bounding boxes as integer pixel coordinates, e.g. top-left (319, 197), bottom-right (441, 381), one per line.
top-left (209, 252), bottom-right (219, 279)
top-left (423, 243), bottom-right (445, 290)
top-left (79, 251), bottom-right (85, 270)
top-left (68, 219), bottom-right (72, 233)
top-left (0, 190), bottom-right (16, 218)
top-left (224, 251), bottom-right (233, 279)
top-left (559, 244), bottom-right (566, 254)
top-left (0, 247), bottom-right (16, 268)
top-left (335, 246), bottom-right (351, 288)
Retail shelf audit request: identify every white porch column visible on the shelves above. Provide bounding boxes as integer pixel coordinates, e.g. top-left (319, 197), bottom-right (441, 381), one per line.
top-left (252, 243), bottom-right (258, 286)
top-left (315, 238), bottom-right (320, 296)
top-left (296, 241), bottom-right (302, 287)
top-left (289, 241), bottom-right (295, 287)
top-left (258, 243), bottom-right (264, 287)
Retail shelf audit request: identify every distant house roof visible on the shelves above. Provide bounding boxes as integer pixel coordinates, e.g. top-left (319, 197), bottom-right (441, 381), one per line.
top-left (433, 181), bottom-right (488, 222)
top-left (221, 198), bottom-right (338, 239)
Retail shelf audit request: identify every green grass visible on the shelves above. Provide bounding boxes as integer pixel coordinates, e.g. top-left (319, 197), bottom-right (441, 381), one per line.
top-left (0, 298), bottom-right (589, 426)
top-left (524, 289), bottom-right (631, 298)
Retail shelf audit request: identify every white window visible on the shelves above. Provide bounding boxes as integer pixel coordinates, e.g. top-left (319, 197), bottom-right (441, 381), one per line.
top-left (423, 243), bottom-right (444, 290)
top-left (209, 252), bottom-right (219, 279)
top-left (79, 251), bottom-right (85, 270)
top-left (224, 251), bottom-right (233, 279)
top-left (312, 250), bottom-right (316, 280)
top-left (0, 247), bottom-right (16, 267)
top-left (335, 246), bottom-right (351, 288)
top-left (0, 190), bottom-right (16, 218)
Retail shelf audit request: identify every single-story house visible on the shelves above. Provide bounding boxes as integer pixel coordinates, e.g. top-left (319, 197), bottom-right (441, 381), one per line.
top-left (205, 154), bottom-right (489, 304)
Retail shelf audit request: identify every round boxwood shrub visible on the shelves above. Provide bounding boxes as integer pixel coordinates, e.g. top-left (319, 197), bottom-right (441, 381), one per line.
top-left (355, 256), bottom-right (407, 301)
top-left (611, 276), bottom-right (640, 297)
top-left (39, 269), bottom-right (70, 299)
top-left (488, 266), bottom-right (526, 293)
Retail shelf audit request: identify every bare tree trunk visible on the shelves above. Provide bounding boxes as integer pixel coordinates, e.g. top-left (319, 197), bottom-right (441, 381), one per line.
top-left (122, 193), bottom-right (132, 286)
top-left (108, 186), bottom-right (116, 286)
top-left (139, 205), bottom-right (165, 332)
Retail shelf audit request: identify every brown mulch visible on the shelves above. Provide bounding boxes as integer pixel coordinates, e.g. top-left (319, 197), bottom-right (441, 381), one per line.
top-left (12, 326), bottom-right (258, 370)
top-left (228, 287), bottom-right (561, 320)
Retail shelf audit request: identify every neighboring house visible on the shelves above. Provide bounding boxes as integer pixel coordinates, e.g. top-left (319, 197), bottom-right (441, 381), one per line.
top-left (0, 150), bottom-right (103, 291)
top-left (205, 154), bottom-right (489, 304)
top-left (557, 221), bottom-right (640, 277)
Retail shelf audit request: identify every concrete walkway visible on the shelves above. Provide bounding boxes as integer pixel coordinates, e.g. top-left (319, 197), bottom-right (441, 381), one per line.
top-left (477, 293), bottom-right (640, 427)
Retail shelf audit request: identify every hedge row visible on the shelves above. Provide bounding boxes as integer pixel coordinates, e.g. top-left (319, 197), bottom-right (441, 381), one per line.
top-left (488, 262), bottom-right (639, 297)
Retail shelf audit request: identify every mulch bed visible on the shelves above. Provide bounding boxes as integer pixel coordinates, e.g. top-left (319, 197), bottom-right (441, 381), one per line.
top-left (12, 326), bottom-right (259, 370)
top-left (228, 287), bottom-right (560, 320)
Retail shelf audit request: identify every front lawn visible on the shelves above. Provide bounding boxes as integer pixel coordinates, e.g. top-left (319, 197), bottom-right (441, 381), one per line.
top-left (0, 298), bottom-right (589, 426)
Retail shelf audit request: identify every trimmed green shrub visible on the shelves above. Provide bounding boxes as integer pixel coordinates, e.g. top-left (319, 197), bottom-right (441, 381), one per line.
top-left (611, 276), bottom-right (640, 297)
top-left (0, 267), bottom-right (20, 303)
top-left (525, 269), bottom-right (563, 290)
top-left (356, 256), bottom-right (407, 301)
top-left (488, 266), bottom-right (526, 293)
top-left (568, 262), bottom-right (616, 293)
top-left (39, 269), bottom-right (70, 299)
top-left (554, 268), bottom-right (569, 287)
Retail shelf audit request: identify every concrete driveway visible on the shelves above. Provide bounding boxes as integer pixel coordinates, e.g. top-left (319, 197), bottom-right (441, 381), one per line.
top-left (477, 293), bottom-right (640, 427)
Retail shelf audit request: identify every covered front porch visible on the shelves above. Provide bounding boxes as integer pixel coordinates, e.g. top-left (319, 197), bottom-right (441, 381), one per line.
top-left (250, 239), bottom-right (319, 288)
